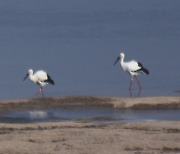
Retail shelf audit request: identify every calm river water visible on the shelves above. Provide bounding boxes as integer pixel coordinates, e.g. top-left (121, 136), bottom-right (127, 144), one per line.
top-left (0, 0), bottom-right (179, 99)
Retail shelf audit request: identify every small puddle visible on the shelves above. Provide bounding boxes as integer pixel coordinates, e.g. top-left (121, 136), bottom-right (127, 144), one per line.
top-left (0, 109), bottom-right (180, 124)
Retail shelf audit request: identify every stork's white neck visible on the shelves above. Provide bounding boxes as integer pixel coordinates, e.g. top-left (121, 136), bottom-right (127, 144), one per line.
top-left (29, 74), bottom-right (36, 84)
top-left (120, 54), bottom-right (125, 64)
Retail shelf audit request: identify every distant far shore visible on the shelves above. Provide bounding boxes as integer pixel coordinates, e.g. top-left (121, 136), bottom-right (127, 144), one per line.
top-left (0, 96), bottom-right (180, 111)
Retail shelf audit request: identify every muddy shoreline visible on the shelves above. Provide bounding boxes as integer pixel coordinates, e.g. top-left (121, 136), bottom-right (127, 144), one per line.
top-left (0, 96), bottom-right (180, 111)
top-left (0, 96), bottom-right (180, 153)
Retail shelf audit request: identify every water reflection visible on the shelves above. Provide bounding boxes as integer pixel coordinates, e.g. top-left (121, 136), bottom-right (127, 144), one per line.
top-left (28, 111), bottom-right (48, 119)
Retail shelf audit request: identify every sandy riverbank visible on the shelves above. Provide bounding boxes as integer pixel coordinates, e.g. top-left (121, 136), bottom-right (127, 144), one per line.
top-left (0, 96), bottom-right (180, 154)
top-left (0, 121), bottom-right (179, 154)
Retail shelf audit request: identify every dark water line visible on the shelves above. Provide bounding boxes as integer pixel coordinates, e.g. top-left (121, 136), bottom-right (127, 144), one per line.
top-left (0, 109), bottom-right (180, 124)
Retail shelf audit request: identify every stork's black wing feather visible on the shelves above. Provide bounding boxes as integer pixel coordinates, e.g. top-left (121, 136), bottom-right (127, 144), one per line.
top-left (135, 62), bottom-right (149, 75)
top-left (45, 74), bottom-right (55, 85)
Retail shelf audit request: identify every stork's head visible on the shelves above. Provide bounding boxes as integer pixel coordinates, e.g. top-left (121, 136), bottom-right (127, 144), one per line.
top-left (23, 69), bottom-right (33, 81)
top-left (120, 52), bottom-right (125, 59)
top-left (28, 69), bottom-right (33, 75)
top-left (114, 52), bottom-right (125, 65)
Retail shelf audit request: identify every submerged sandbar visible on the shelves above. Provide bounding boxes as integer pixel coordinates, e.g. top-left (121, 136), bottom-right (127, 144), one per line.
top-left (0, 96), bottom-right (179, 111)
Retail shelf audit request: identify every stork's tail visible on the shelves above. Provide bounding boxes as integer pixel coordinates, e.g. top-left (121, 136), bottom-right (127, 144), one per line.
top-left (46, 74), bottom-right (55, 85)
top-left (137, 62), bottom-right (149, 75)
top-left (141, 67), bottom-right (149, 75)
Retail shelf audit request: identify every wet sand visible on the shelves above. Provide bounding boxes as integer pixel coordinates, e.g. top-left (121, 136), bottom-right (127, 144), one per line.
top-left (0, 96), bottom-right (180, 111)
top-left (0, 96), bottom-right (180, 154)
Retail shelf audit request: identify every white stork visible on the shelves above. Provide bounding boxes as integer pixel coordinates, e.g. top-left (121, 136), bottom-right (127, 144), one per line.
top-left (114, 52), bottom-right (149, 90)
top-left (23, 69), bottom-right (54, 98)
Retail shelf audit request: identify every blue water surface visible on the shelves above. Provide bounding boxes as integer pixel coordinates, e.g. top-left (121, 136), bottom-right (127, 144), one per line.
top-left (0, 0), bottom-right (179, 99)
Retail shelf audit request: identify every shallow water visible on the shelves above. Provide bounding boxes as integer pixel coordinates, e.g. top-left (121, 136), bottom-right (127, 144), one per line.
top-left (0, 109), bottom-right (180, 124)
top-left (0, 0), bottom-right (180, 100)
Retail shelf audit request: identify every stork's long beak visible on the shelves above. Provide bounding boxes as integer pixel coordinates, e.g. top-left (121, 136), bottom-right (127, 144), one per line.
top-left (23, 73), bottom-right (28, 81)
top-left (113, 57), bottom-right (120, 66)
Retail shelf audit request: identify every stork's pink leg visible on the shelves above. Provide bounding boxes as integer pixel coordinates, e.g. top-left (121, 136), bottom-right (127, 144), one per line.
top-left (41, 88), bottom-right (45, 98)
top-left (129, 79), bottom-right (133, 90)
top-left (34, 87), bottom-right (44, 98)
top-left (35, 89), bottom-right (41, 96)
top-left (129, 89), bottom-right (133, 97)
top-left (137, 88), bottom-right (141, 97)
top-left (135, 77), bottom-right (142, 90)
